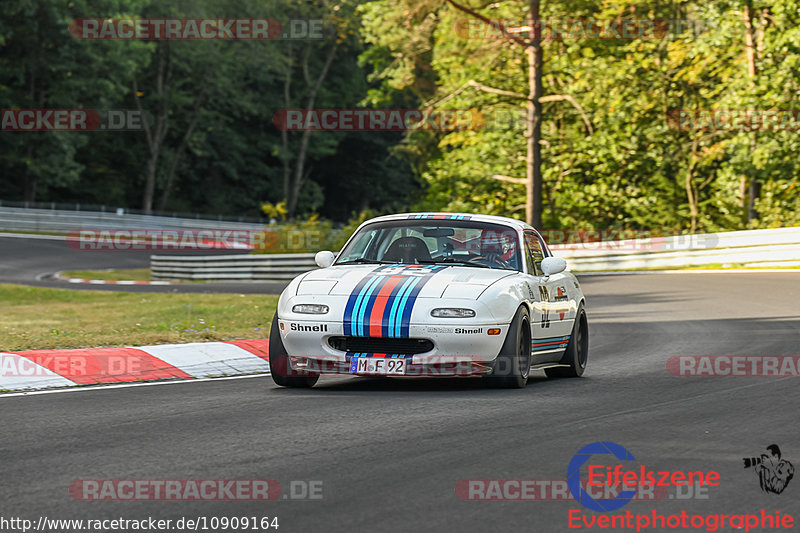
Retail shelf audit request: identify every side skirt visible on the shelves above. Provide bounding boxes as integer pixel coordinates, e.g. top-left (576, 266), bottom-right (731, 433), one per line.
top-left (530, 362), bottom-right (570, 370)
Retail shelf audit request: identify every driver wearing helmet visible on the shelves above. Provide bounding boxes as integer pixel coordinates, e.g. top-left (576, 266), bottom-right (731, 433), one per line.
top-left (473, 229), bottom-right (518, 269)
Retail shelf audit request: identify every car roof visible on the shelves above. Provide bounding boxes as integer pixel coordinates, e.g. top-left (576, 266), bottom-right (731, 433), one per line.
top-left (365, 212), bottom-right (533, 231)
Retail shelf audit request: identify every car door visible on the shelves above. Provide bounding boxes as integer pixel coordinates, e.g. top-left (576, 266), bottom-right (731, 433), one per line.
top-left (523, 230), bottom-right (570, 363)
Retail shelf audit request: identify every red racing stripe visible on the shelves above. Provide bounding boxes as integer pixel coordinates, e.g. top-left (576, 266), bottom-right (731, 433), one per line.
top-left (368, 275), bottom-right (403, 337)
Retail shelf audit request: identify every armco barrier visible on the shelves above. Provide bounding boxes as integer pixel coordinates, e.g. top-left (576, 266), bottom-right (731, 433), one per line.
top-left (0, 206), bottom-right (266, 233)
top-left (552, 226), bottom-right (800, 270)
top-left (148, 227), bottom-right (800, 281)
top-left (151, 253), bottom-right (317, 281)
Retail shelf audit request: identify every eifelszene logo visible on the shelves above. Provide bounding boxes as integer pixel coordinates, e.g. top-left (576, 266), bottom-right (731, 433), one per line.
top-left (567, 441), bottom-right (721, 512)
top-left (743, 445), bottom-right (795, 495)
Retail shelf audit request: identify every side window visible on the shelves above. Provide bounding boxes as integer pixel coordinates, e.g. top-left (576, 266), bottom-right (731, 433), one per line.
top-left (524, 231), bottom-right (544, 276)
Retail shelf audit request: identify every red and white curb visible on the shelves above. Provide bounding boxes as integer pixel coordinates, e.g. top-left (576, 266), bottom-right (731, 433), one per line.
top-left (63, 278), bottom-right (176, 285)
top-left (0, 339), bottom-right (270, 392)
top-left (53, 271), bottom-right (177, 286)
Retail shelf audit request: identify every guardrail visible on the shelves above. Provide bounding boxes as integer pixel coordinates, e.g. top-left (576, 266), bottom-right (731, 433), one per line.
top-left (0, 199), bottom-right (268, 223)
top-left (0, 206), bottom-right (266, 233)
top-left (553, 226), bottom-right (800, 270)
top-left (151, 253), bottom-right (317, 281)
top-left (149, 227), bottom-right (800, 281)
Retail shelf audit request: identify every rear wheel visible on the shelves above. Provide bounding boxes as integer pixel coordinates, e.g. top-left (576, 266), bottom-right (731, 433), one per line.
top-left (269, 314), bottom-right (319, 388)
top-left (485, 306), bottom-right (531, 389)
top-left (545, 304), bottom-right (588, 378)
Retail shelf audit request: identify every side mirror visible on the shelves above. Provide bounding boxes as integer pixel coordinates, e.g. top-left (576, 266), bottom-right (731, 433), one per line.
top-left (541, 256), bottom-right (567, 276)
top-left (315, 250), bottom-right (336, 268)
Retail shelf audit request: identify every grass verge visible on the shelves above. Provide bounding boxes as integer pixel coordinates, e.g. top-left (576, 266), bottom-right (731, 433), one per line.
top-left (62, 268), bottom-right (153, 281)
top-left (0, 283), bottom-right (277, 351)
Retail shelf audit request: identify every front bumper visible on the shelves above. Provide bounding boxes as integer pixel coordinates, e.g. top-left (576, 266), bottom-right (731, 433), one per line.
top-left (278, 318), bottom-right (509, 377)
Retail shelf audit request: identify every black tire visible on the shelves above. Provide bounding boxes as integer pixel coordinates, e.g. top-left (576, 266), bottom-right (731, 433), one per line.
top-left (269, 314), bottom-right (319, 388)
top-left (485, 306), bottom-right (531, 389)
top-left (545, 303), bottom-right (588, 378)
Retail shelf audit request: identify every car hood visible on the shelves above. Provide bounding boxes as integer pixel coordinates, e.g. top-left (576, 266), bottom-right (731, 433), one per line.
top-left (297, 264), bottom-right (515, 299)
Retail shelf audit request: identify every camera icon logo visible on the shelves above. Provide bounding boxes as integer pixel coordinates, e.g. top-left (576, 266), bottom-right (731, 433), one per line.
top-left (566, 441), bottom-right (637, 512)
top-left (743, 444), bottom-right (794, 494)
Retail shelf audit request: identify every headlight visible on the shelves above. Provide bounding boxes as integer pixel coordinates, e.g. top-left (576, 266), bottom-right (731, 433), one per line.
top-left (431, 308), bottom-right (475, 318)
top-left (292, 304), bottom-right (329, 314)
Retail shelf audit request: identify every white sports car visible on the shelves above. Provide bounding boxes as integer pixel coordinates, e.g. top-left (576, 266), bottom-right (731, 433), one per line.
top-left (269, 213), bottom-right (588, 388)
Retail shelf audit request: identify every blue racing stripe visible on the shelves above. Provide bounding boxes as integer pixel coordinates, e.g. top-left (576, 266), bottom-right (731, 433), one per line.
top-left (351, 276), bottom-right (381, 336)
top-left (346, 274), bottom-right (379, 336)
top-left (344, 272), bottom-right (379, 336)
top-left (386, 278), bottom-right (413, 338)
top-left (389, 277), bottom-right (419, 337)
top-left (357, 275), bottom-right (389, 337)
top-left (398, 273), bottom-right (431, 337)
top-left (353, 275), bottom-right (384, 337)
top-left (394, 265), bottom-right (446, 336)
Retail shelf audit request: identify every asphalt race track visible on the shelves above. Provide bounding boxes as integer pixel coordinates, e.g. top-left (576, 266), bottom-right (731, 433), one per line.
top-left (2, 272), bottom-right (799, 532)
top-left (0, 234), bottom-right (287, 294)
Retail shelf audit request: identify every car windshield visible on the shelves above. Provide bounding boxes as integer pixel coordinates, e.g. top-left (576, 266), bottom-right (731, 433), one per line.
top-left (336, 219), bottom-right (521, 271)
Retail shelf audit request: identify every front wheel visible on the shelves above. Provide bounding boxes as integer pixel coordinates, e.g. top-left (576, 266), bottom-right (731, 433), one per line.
top-left (545, 303), bottom-right (588, 378)
top-left (485, 306), bottom-right (531, 389)
top-left (269, 314), bottom-right (319, 388)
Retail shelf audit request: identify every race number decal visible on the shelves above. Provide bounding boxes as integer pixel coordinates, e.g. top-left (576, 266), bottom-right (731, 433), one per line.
top-left (538, 286), bottom-right (550, 328)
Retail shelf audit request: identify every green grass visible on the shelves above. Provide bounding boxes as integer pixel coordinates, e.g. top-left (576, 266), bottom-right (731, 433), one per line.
top-left (62, 268), bottom-right (153, 281)
top-left (0, 283), bottom-right (277, 351)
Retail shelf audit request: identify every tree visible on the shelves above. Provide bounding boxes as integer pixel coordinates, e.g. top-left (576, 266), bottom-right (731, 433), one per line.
top-left (443, 0), bottom-right (543, 228)
top-left (0, 0), bottom-right (149, 203)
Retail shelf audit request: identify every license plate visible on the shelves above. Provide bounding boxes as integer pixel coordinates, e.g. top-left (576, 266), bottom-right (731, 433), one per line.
top-left (349, 357), bottom-right (407, 375)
